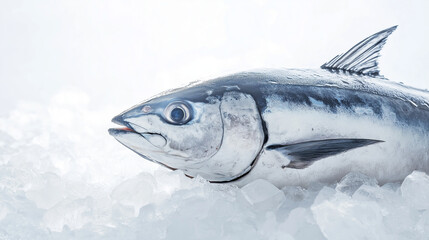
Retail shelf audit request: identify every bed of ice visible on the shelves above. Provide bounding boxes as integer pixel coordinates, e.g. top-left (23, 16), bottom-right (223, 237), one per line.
top-left (0, 89), bottom-right (428, 240)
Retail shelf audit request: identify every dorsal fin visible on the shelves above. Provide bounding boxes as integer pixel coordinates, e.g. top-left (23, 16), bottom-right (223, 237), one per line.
top-left (321, 26), bottom-right (397, 76)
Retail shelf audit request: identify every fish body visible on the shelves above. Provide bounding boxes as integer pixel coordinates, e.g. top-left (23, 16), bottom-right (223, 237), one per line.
top-left (109, 26), bottom-right (429, 187)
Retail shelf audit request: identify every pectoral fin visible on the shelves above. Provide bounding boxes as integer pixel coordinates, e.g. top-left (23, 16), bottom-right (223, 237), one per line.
top-left (266, 138), bottom-right (383, 169)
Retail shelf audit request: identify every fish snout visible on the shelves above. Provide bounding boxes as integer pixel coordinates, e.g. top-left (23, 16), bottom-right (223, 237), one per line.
top-left (110, 110), bottom-right (167, 149)
top-left (108, 113), bottom-right (134, 136)
top-left (112, 114), bottom-right (129, 127)
top-left (109, 111), bottom-right (143, 136)
top-left (111, 110), bottom-right (150, 133)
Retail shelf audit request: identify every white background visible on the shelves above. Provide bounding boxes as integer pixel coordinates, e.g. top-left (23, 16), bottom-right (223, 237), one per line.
top-left (1, 0), bottom-right (428, 116)
top-left (1, 2), bottom-right (429, 238)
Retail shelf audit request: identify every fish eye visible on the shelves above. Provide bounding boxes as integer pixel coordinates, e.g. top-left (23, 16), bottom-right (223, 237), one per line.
top-left (164, 101), bottom-right (192, 124)
top-left (171, 108), bottom-right (184, 122)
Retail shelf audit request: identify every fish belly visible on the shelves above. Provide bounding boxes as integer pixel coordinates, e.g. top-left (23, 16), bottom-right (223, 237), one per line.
top-left (234, 100), bottom-right (429, 188)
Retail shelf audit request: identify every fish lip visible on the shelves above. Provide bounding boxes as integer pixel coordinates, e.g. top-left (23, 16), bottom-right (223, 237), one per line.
top-left (108, 127), bottom-right (136, 136)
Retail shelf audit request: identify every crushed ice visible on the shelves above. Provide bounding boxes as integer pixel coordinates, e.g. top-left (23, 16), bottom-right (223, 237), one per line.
top-left (0, 89), bottom-right (428, 239)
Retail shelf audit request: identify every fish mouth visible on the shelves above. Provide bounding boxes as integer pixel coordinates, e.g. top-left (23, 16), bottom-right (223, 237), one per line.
top-left (109, 114), bottom-right (134, 131)
top-left (108, 127), bottom-right (136, 135)
top-left (108, 114), bottom-right (167, 148)
top-left (109, 114), bottom-right (140, 135)
top-left (108, 114), bottom-right (139, 135)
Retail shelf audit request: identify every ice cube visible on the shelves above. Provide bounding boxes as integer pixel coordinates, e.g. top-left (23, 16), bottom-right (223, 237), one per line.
top-left (110, 173), bottom-right (155, 216)
top-left (335, 172), bottom-right (378, 195)
top-left (240, 179), bottom-right (286, 211)
top-left (416, 210), bottom-right (429, 237)
top-left (42, 197), bottom-right (94, 232)
top-left (401, 171), bottom-right (429, 210)
top-left (280, 207), bottom-right (325, 240)
top-left (25, 172), bottom-right (65, 209)
top-left (312, 187), bottom-right (387, 240)
top-left (0, 202), bottom-right (9, 221)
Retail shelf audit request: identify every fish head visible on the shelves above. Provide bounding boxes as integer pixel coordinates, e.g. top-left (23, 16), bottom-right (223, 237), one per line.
top-left (109, 81), bottom-right (265, 182)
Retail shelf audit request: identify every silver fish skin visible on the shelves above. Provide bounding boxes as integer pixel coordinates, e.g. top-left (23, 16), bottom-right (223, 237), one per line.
top-left (109, 26), bottom-right (429, 187)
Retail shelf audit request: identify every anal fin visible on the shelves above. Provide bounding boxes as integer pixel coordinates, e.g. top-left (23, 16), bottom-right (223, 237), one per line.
top-left (267, 138), bottom-right (383, 169)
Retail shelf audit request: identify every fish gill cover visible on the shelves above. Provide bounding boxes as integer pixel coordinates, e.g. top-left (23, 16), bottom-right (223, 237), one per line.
top-left (0, 90), bottom-right (428, 239)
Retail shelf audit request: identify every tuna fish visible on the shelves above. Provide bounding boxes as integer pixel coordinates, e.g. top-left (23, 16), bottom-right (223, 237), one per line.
top-left (109, 26), bottom-right (429, 187)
